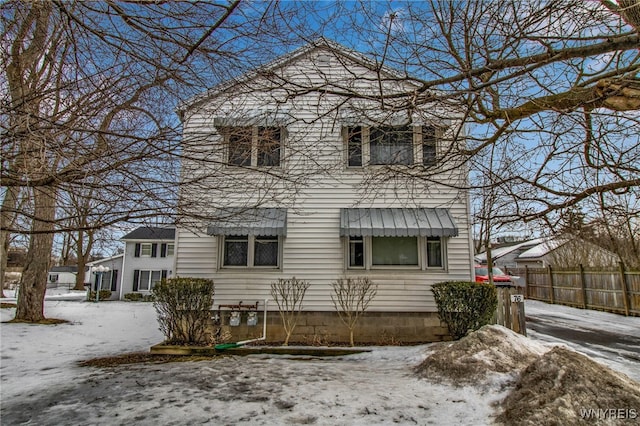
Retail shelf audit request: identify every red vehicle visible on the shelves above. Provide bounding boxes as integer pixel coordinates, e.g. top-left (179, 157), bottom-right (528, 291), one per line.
top-left (474, 265), bottom-right (513, 284)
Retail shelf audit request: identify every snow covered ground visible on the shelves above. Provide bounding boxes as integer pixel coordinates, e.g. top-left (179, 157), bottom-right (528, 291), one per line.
top-left (1, 290), bottom-right (639, 425)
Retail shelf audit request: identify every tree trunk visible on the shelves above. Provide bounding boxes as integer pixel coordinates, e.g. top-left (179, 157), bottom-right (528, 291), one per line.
top-left (1, 186), bottom-right (21, 299)
top-left (73, 230), bottom-right (88, 290)
top-left (15, 186), bottom-right (56, 322)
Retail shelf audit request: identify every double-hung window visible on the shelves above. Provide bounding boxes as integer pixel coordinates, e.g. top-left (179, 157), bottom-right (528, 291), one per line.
top-left (140, 243), bottom-right (152, 257)
top-left (346, 125), bottom-right (438, 167)
top-left (370, 126), bottom-right (414, 165)
top-left (222, 235), bottom-right (280, 268)
top-left (226, 126), bottom-right (282, 167)
top-left (346, 236), bottom-right (446, 270)
top-left (133, 269), bottom-right (167, 291)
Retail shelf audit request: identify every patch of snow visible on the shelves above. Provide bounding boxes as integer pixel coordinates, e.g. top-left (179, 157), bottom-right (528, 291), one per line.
top-left (1, 296), bottom-right (638, 425)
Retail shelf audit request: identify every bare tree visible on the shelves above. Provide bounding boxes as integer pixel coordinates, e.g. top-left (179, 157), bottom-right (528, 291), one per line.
top-left (330, 277), bottom-right (377, 346)
top-left (258, 1), bottom-right (640, 232)
top-left (1, 0), bottom-right (278, 321)
top-left (270, 277), bottom-right (311, 345)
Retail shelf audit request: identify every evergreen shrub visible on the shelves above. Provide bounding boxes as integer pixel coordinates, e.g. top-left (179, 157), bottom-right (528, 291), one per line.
top-left (152, 277), bottom-right (215, 345)
top-left (432, 281), bottom-right (497, 339)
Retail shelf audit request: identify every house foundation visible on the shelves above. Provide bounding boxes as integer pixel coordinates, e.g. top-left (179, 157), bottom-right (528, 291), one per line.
top-left (214, 311), bottom-right (451, 345)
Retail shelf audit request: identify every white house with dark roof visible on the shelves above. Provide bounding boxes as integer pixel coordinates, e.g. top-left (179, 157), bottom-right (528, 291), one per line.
top-left (174, 39), bottom-right (474, 343)
top-left (86, 254), bottom-right (124, 299)
top-left (119, 227), bottom-right (175, 299)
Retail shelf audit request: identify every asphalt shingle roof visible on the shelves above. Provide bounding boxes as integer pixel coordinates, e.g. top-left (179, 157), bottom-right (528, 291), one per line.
top-left (121, 227), bottom-right (175, 241)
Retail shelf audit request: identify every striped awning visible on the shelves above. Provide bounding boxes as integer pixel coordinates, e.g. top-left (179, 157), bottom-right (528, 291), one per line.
top-left (340, 208), bottom-right (458, 237)
top-left (207, 208), bottom-right (287, 236)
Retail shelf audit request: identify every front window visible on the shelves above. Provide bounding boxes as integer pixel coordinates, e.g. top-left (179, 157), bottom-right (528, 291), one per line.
top-left (138, 270), bottom-right (162, 291)
top-left (346, 236), bottom-right (447, 270)
top-left (345, 124), bottom-right (441, 167)
top-left (426, 237), bottom-right (443, 268)
top-left (257, 127), bottom-right (281, 166)
top-left (347, 126), bottom-right (363, 167)
top-left (372, 237), bottom-right (419, 266)
top-left (422, 126), bottom-right (437, 166)
top-left (49, 274), bottom-right (59, 282)
top-left (225, 126), bottom-right (282, 167)
top-left (222, 235), bottom-right (280, 268)
top-left (166, 243), bottom-right (175, 256)
top-left (228, 126), bottom-right (252, 166)
top-left (370, 126), bottom-right (414, 165)
top-left (224, 235), bottom-right (249, 266)
top-left (349, 236), bottom-right (364, 267)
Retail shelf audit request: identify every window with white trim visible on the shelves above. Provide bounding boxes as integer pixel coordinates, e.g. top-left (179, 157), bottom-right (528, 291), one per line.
top-left (346, 125), bottom-right (438, 167)
top-left (225, 126), bottom-right (282, 167)
top-left (140, 243), bottom-right (152, 257)
top-left (134, 269), bottom-right (167, 291)
top-left (222, 235), bottom-right (280, 268)
top-left (346, 236), bottom-right (446, 270)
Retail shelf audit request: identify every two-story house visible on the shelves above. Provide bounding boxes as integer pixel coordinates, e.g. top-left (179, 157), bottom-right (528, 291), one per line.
top-left (119, 227), bottom-right (175, 299)
top-left (174, 39), bottom-right (474, 343)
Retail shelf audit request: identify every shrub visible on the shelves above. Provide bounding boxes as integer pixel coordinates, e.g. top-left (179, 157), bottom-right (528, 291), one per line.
top-left (88, 290), bottom-right (112, 301)
top-left (271, 277), bottom-right (310, 345)
top-left (330, 277), bottom-right (377, 346)
top-left (124, 292), bottom-right (143, 301)
top-left (124, 292), bottom-right (154, 302)
top-left (432, 281), bottom-right (497, 340)
top-left (152, 277), bottom-right (215, 345)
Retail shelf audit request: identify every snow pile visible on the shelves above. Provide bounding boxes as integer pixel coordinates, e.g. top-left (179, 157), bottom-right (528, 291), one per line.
top-left (497, 346), bottom-right (640, 425)
top-left (416, 325), bottom-right (549, 385)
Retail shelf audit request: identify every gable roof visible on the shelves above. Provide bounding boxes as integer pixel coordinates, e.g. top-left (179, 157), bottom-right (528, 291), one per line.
top-left (121, 227), bottom-right (175, 241)
top-left (177, 37), bottom-right (411, 119)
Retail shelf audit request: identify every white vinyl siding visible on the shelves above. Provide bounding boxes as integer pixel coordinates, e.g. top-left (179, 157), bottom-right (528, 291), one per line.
top-left (175, 47), bottom-right (472, 312)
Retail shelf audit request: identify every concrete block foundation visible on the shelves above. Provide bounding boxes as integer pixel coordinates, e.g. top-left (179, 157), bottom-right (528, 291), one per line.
top-left (213, 310), bottom-right (451, 345)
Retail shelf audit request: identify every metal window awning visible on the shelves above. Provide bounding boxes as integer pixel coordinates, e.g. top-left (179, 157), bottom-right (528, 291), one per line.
top-left (207, 208), bottom-right (287, 237)
top-left (340, 208), bottom-right (458, 237)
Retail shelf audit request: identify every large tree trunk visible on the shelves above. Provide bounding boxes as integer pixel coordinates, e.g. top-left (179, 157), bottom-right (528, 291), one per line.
top-left (15, 187), bottom-right (56, 322)
top-left (0, 187), bottom-right (19, 299)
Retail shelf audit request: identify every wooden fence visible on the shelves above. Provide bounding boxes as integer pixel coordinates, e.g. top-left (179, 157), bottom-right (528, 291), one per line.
top-left (509, 263), bottom-right (640, 316)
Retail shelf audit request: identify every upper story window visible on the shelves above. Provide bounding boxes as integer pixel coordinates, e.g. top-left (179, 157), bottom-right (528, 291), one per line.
top-left (140, 243), bottom-right (153, 257)
top-left (346, 125), bottom-right (438, 167)
top-left (134, 242), bottom-right (173, 258)
top-left (225, 126), bottom-right (282, 167)
top-left (370, 126), bottom-right (414, 165)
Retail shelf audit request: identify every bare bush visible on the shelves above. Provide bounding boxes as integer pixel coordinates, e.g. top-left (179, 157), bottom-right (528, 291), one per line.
top-left (330, 277), bottom-right (377, 346)
top-left (270, 277), bottom-right (310, 345)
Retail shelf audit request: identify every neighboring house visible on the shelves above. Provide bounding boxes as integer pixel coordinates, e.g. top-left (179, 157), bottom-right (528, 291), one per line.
top-left (174, 39), bottom-right (474, 343)
top-left (476, 237), bottom-right (620, 269)
top-left (47, 266), bottom-right (84, 288)
top-left (119, 227), bottom-right (175, 299)
top-left (86, 254), bottom-right (124, 300)
top-left (515, 237), bottom-right (620, 268)
top-left (474, 238), bottom-right (545, 269)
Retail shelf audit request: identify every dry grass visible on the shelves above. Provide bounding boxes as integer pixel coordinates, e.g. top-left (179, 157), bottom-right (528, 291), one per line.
top-left (6, 318), bottom-right (69, 325)
top-left (78, 352), bottom-right (214, 367)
